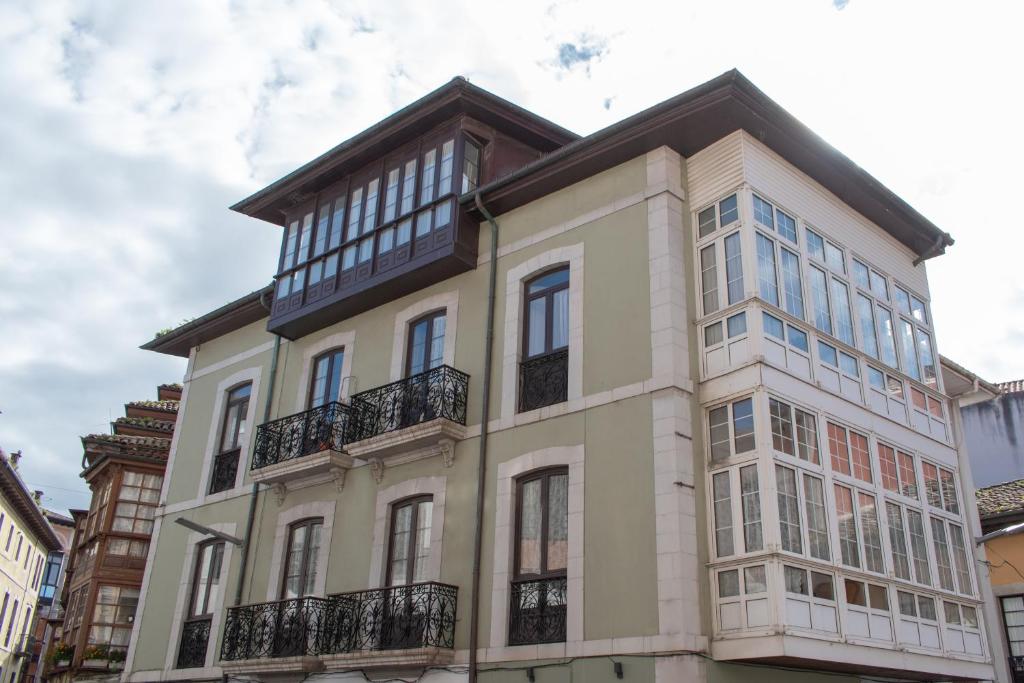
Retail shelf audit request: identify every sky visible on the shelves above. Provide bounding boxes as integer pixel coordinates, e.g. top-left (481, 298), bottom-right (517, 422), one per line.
top-left (1, 0), bottom-right (1022, 514)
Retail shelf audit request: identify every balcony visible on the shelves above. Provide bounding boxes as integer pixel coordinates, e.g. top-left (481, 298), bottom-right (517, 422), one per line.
top-left (176, 618), bottom-right (212, 669)
top-left (518, 350), bottom-right (568, 413)
top-left (346, 365), bottom-right (468, 463)
top-left (220, 583), bottom-right (457, 673)
top-left (250, 402), bottom-right (355, 486)
top-left (509, 576), bottom-right (567, 646)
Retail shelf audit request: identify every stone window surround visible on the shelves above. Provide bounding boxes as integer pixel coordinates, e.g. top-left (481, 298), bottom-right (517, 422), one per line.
top-left (489, 445), bottom-right (584, 649)
top-left (368, 477), bottom-right (447, 587)
top-left (500, 244), bottom-right (584, 421)
top-left (162, 523), bottom-right (237, 672)
top-left (264, 500), bottom-right (336, 601)
top-left (197, 366), bottom-right (262, 501)
top-left (294, 330), bottom-right (356, 411)
top-left (389, 291), bottom-right (460, 382)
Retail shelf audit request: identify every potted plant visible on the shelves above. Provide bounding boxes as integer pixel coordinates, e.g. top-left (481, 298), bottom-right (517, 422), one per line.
top-left (46, 641), bottom-right (73, 667)
top-left (108, 648), bottom-right (127, 671)
top-left (82, 644), bottom-right (109, 668)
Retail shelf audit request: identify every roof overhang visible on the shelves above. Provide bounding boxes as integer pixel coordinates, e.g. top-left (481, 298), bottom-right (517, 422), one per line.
top-left (230, 77), bottom-right (579, 226)
top-left (940, 355), bottom-right (1001, 403)
top-left (0, 450), bottom-right (61, 550)
top-left (141, 285), bottom-right (272, 357)
top-left (465, 69), bottom-right (953, 259)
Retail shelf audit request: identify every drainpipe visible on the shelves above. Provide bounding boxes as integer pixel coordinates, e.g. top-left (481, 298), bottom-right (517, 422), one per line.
top-left (233, 294), bottom-right (283, 607)
top-left (468, 192), bottom-right (499, 683)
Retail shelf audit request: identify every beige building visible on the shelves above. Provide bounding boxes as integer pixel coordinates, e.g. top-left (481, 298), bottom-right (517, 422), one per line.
top-left (126, 71), bottom-right (997, 683)
top-left (0, 450), bottom-right (61, 683)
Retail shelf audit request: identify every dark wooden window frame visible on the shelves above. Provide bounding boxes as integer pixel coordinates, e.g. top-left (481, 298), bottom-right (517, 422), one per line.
top-left (187, 541), bottom-right (225, 619)
top-left (1001, 594), bottom-right (1024, 662)
top-left (274, 127), bottom-right (475, 293)
top-left (522, 266), bottom-right (570, 361)
top-left (218, 383), bottom-right (252, 454)
top-left (513, 467), bottom-right (569, 581)
top-left (405, 310), bottom-right (446, 378)
top-left (307, 347), bottom-right (346, 408)
top-left (385, 495), bottom-right (433, 586)
top-left (280, 518), bottom-right (323, 599)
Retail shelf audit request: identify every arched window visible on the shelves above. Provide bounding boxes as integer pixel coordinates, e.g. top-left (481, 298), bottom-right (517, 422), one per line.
top-left (177, 540), bottom-right (224, 668)
top-left (281, 518), bottom-right (323, 599)
top-left (209, 383), bottom-right (251, 494)
top-left (406, 311), bottom-right (446, 377)
top-left (519, 267), bottom-right (569, 412)
top-left (387, 496), bottom-right (434, 586)
top-left (309, 348), bottom-right (345, 408)
top-left (510, 468), bottom-right (568, 644)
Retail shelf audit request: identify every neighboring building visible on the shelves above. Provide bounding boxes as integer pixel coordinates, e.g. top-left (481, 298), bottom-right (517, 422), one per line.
top-left (976, 480), bottom-right (1024, 683)
top-left (958, 380), bottom-right (1024, 487)
top-left (126, 71), bottom-right (995, 683)
top-left (41, 385), bottom-right (179, 681)
top-left (0, 451), bottom-right (61, 683)
top-left (22, 510), bottom-right (75, 683)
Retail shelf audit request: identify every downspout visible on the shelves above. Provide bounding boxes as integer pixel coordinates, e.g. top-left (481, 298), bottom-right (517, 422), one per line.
top-left (468, 192), bottom-right (499, 683)
top-left (233, 292), bottom-right (282, 607)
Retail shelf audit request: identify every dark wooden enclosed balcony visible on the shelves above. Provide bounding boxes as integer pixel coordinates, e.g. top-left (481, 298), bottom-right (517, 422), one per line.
top-left (249, 402), bottom-right (355, 485)
top-left (346, 365), bottom-right (469, 461)
top-left (219, 583), bottom-right (457, 672)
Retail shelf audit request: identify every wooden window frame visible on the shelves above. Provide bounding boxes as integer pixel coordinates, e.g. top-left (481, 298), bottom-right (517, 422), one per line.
top-left (308, 348), bottom-right (345, 408)
top-left (187, 541), bottom-right (225, 620)
top-left (513, 467), bottom-right (569, 581)
top-left (522, 266), bottom-right (570, 361)
top-left (280, 518), bottom-right (323, 599)
top-left (218, 383), bottom-right (252, 455)
top-left (385, 495), bottom-right (433, 586)
top-left (405, 311), bottom-right (446, 378)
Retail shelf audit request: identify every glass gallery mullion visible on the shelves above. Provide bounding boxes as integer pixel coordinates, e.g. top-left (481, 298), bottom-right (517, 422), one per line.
top-left (274, 133), bottom-right (481, 302)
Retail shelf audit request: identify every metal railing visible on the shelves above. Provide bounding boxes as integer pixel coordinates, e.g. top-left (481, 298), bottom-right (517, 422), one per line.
top-left (251, 402), bottom-right (356, 470)
top-left (1010, 655), bottom-right (1024, 683)
top-left (209, 449), bottom-right (239, 493)
top-left (176, 618), bottom-right (212, 669)
top-left (220, 583), bottom-right (457, 662)
top-left (349, 365), bottom-right (469, 441)
top-left (518, 350), bottom-right (568, 413)
top-left (508, 576), bottom-right (567, 645)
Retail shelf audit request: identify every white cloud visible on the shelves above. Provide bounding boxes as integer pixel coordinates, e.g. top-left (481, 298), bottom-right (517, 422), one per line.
top-left (1, 0), bottom-right (1021, 511)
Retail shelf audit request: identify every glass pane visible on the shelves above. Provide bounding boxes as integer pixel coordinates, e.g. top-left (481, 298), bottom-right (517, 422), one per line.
top-left (462, 142), bottom-right (480, 194)
top-left (835, 485), bottom-right (860, 568)
top-left (856, 294), bottom-right (879, 359)
top-left (794, 409), bottom-right (819, 464)
top-left (378, 227), bottom-right (395, 253)
top-left (719, 194), bottom-right (738, 225)
top-left (753, 195), bottom-right (774, 228)
top-left (898, 591), bottom-right (917, 617)
top-left (780, 248), bottom-right (804, 319)
top-left (718, 569), bottom-right (739, 597)
top-left (777, 209), bottom-right (797, 243)
top-left (552, 288), bottom-right (569, 350)
top-left (825, 242), bottom-right (845, 273)
top-left (931, 518), bottom-right (955, 591)
top-left (785, 565), bottom-right (807, 594)
top-left (547, 474), bottom-right (568, 571)
top-left (413, 501), bottom-right (433, 583)
top-left (415, 209), bottom-right (433, 237)
top-left (420, 149), bottom-right (436, 204)
top-left (712, 472), bottom-right (733, 557)
top-left (876, 306), bottom-right (898, 369)
top-left (916, 329), bottom-right (937, 386)
top-left (528, 268), bottom-right (569, 293)
top-left (849, 431), bottom-right (872, 483)
top-left (740, 465), bottom-right (762, 552)
top-left (727, 312), bottom-right (746, 338)
top-left (347, 188), bottom-right (363, 241)
top-left (428, 315), bottom-right (446, 370)
top-left (709, 407), bottom-right (730, 462)
top-left (704, 322), bottom-right (723, 347)
top-left (438, 139), bottom-right (454, 195)
top-left (868, 584), bottom-right (888, 610)
top-left (527, 297), bottom-right (546, 357)
top-left (940, 468), bottom-right (959, 514)
top-left (830, 278), bottom-right (854, 345)
top-left (911, 296), bottom-right (928, 325)
top-left (769, 398), bottom-right (794, 456)
top-left (776, 465), bottom-right (802, 554)
top-left (806, 229), bottom-right (824, 261)
top-left (804, 475), bottom-right (830, 560)
top-left (827, 422), bottom-right (850, 476)
top-left (358, 237), bottom-right (374, 263)
top-left (812, 572), bottom-right (834, 600)
top-left (859, 492), bottom-right (884, 573)
top-left (390, 506), bottom-right (412, 586)
top-left (732, 398), bottom-right (755, 453)
top-left (401, 160), bottom-right (417, 214)
top-left (886, 503), bottom-right (911, 581)
top-left (724, 233), bottom-right (743, 305)
top-left (818, 341), bottom-right (838, 367)
top-left (397, 218), bottom-right (412, 245)
top-left (762, 312), bottom-right (784, 340)
top-left (853, 260), bottom-right (870, 289)
top-left (408, 319), bottom-right (429, 376)
top-left (808, 266), bottom-right (832, 335)
top-left (755, 233), bottom-right (779, 306)
top-left (845, 579), bottom-right (866, 606)
top-left (700, 245), bottom-right (719, 314)
top-left (787, 325), bottom-right (808, 352)
top-left (869, 270), bottom-right (888, 300)
top-left (907, 510), bottom-right (932, 585)
top-left (698, 206), bottom-right (716, 238)
top-left (744, 565), bottom-right (766, 593)
top-left (383, 168), bottom-right (400, 222)
top-left (517, 479), bottom-right (542, 575)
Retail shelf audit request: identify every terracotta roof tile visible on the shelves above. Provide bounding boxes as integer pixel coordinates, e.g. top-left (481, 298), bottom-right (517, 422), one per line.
top-left (114, 416), bottom-right (175, 433)
top-left (83, 433), bottom-right (171, 451)
top-left (127, 399), bottom-right (179, 413)
top-left (998, 379), bottom-right (1024, 395)
top-left (976, 478), bottom-right (1024, 518)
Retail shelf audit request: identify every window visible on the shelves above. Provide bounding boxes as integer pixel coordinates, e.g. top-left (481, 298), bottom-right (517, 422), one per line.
top-left (849, 432), bottom-right (872, 483)
top-left (177, 541), bottom-right (224, 668)
top-left (786, 324), bottom-right (808, 352)
top-left (922, 462), bottom-right (959, 512)
top-left (712, 472), bottom-right (733, 558)
top-left (755, 233), bottom-right (779, 306)
top-left (776, 465), bottom-right (802, 554)
top-left (210, 383), bottom-right (251, 494)
top-left (947, 523), bottom-right (973, 594)
top-left (462, 140), bottom-right (481, 194)
top-left (830, 278), bottom-right (855, 346)
top-left (420, 148), bottom-right (437, 205)
top-left (752, 194), bottom-right (774, 229)
top-left (740, 465), bottom-right (763, 552)
top-left (511, 468), bottom-right (568, 645)
top-left (106, 538), bottom-right (149, 558)
top-left (930, 517), bottom-right (955, 592)
top-left (407, 311), bottom-right (446, 376)
top-left (906, 509), bottom-right (932, 585)
top-left (824, 241), bottom-right (845, 273)
top-left (852, 259), bottom-right (870, 290)
top-left (878, 445), bottom-right (917, 498)
top-left (898, 318), bottom-right (920, 381)
top-left (724, 233), bottom-right (744, 305)
top-left (1000, 596), bottom-right (1024, 658)
top-left (806, 228), bottom-right (825, 261)
top-left (858, 492), bottom-right (885, 573)
top-left (804, 475), bottom-right (830, 560)
top-left (519, 267), bottom-right (570, 412)
top-left (309, 348), bottom-right (345, 407)
top-left (113, 471), bottom-right (162, 534)
top-left (698, 194), bottom-right (739, 238)
top-left (768, 398), bottom-right (819, 464)
top-left (763, 312), bottom-right (784, 341)
top-left (708, 398), bottom-right (755, 461)
top-left (89, 585), bottom-right (139, 652)
top-left (39, 552), bottom-right (63, 603)
top-left (281, 518), bottom-right (323, 599)
top-left (827, 422), bottom-right (851, 476)
top-left (779, 248), bottom-right (804, 319)
top-left (818, 341), bottom-right (838, 367)
top-left (844, 579), bottom-right (888, 611)
top-left (727, 312), bottom-right (747, 338)
top-left (808, 266), bottom-right (832, 335)
top-left (3, 600), bottom-right (17, 647)
top-left (699, 245), bottom-right (718, 315)
top-left (388, 497), bottom-right (433, 586)
top-left (915, 329), bottom-right (937, 386)
top-left (834, 485), bottom-right (860, 568)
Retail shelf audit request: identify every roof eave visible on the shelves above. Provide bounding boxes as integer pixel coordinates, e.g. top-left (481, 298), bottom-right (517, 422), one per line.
top-left (141, 285), bottom-right (273, 358)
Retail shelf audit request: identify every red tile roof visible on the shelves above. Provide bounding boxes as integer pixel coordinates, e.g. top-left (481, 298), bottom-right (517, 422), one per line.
top-left (976, 478), bottom-right (1024, 518)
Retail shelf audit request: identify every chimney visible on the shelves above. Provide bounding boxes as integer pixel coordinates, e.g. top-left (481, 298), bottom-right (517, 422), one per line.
top-left (10, 450), bottom-right (21, 469)
top-left (33, 490), bottom-right (43, 506)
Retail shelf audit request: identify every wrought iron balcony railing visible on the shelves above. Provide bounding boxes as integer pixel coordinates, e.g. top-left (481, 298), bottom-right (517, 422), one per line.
top-left (220, 583), bottom-right (457, 662)
top-left (221, 597), bottom-right (331, 661)
top-left (349, 365), bottom-right (468, 441)
top-left (176, 618), bottom-right (212, 669)
top-left (518, 349), bottom-right (568, 413)
top-left (209, 449), bottom-right (239, 493)
top-left (251, 402), bottom-right (355, 471)
top-left (508, 576), bottom-right (567, 645)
